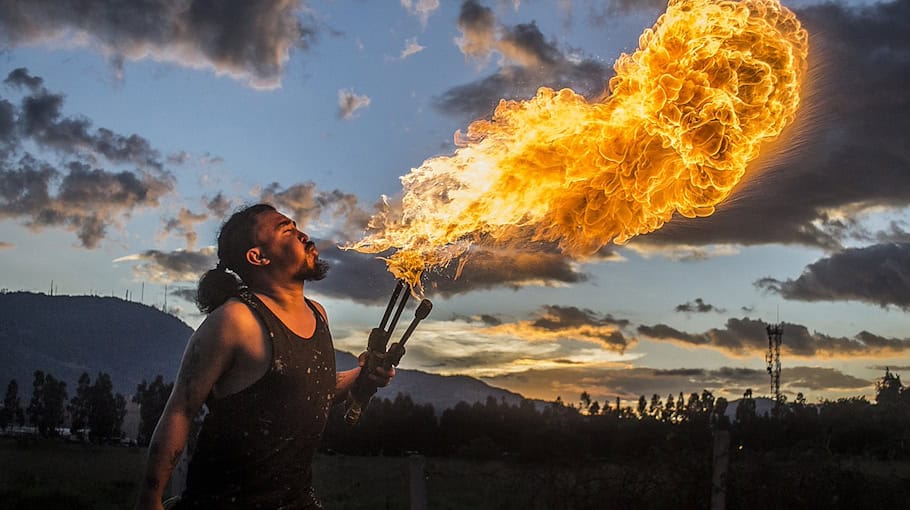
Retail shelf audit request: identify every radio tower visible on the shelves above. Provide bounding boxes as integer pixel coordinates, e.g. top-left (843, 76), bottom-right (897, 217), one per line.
top-left (765, 322), bottom-right (783, 413)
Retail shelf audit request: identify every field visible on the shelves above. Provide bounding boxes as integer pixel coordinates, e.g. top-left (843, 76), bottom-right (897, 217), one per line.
top-left (3, 437), bottom-right (910, 509)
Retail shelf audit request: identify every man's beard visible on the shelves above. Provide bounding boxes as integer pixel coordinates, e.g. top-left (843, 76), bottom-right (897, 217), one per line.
top-left (297, 258), bottom-right (329, 282)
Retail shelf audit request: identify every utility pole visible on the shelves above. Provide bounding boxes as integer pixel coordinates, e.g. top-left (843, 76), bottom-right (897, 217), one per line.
top-left (766, 322), bottom-right (784, 415)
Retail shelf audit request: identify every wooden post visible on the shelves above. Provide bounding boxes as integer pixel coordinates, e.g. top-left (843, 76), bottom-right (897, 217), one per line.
top-left (409, 455), bottom-right (427, 510)
top-left (711, 430), bottom-right (730, 510)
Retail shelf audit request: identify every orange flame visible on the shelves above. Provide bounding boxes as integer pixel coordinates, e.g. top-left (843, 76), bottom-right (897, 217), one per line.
top-left (351, 0), bottom-right (808, 290)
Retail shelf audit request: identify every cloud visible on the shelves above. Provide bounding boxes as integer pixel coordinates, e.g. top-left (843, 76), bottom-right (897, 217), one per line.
top-left (399, 37), bottom-right (425, 59)
top-left (482, 364), bottom-right (870, 403)
top-left (160, 207), bottom-right (209, 250)
top-left (633, 0), bottom-right (910, 250)
top-left (756, 242), bottom-right (910, 310)
top-left (638, 317), bottom-right (910, 359)
top-left (437, 1), bottom-right (609, 118)
top-left (0, 69), bottom-right (174, 248)
top-left (260, 181), bottom-right (372, 242)
top-left (401, 0), bottom-right (441, 27)
top-left (337, 89), bottom-right (371, 119)
top-left (675, 298), bottom-right (725, 314)
top-left (309, 243), bottom-right (589, 304)
top-left (204, 192), bottom-right (232, 218)
top-left (0, 1), bottom-right (316, 89)
top-left (114, 247), bottom-right (216, 284)
top-left (0, 241), bottom-right (13, 250)
top-left (481, 304), bottom-right (633, 352)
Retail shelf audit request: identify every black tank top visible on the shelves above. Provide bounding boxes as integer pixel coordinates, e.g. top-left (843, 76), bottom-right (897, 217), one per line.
top-left (178, 292), bottom-right (335, 509)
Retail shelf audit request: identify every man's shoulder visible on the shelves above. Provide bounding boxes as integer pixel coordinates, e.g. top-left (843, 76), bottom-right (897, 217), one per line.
top-left (196, 298), bottom-right (263, 344)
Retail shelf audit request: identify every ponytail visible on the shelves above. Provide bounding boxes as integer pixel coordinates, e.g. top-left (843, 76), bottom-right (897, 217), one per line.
top-left (196, 264), bottom-right (242, 314)
top-left (195, 203), bottom-right (276, 314)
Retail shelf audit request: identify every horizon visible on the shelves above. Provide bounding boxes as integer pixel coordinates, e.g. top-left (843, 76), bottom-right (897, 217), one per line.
top-left (1, 0), bottom-right (909, 409)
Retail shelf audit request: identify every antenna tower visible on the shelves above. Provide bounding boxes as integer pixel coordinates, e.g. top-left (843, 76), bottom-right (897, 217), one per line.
top-left (765, 322), bottom-right (783, 411)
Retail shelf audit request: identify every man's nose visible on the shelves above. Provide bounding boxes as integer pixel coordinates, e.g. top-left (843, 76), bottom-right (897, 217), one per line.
top-left (298, 231), bottom-right (309, 242)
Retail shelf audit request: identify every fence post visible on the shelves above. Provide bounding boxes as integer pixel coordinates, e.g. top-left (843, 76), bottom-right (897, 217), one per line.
top-left (711, 430), bottom-right (730, 510)
top-left (409, 455), bottom-right (427, 510)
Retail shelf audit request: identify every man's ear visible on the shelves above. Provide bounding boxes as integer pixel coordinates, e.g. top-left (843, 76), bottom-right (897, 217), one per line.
top-left (246, 247), bottom-right (270, 267)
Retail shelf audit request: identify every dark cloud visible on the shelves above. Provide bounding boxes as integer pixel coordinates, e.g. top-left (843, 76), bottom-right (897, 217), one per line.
top-left (675, 297), bottom-right (725, 314)
top-left (261, 182), bottom-right (372, 242)
top-left (308, 243), bottom-right (588, 304)
top-left (161, 207), bottom-right (209, 250)
top-left (204, 192), bottom-right (232, 218)
top-left (868, 365), bottom-right (910, 372)
top-left (4, 67), bottom-right (43, 91)
top-left (636, 0), bottom-right (910, 250)
top-left (756, 242), bottom-right (910, 310)
top-left (169, 286), bottom-right (198, 304)
top-left (638, 317), bottom-right (910, 359)
top-left (0, 1), bottom-right (315, 89)
top-left (532, 305), bottom-right (629, 330)
top-left (437, 1), bottom-right (609, 118)
top-left (116, 247), bottom-right (216, 284)
top-left (0, 156), bottom-right (172, 248)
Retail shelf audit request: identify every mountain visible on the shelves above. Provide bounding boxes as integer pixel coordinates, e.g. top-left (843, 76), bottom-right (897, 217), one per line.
top-left (0, 292), bottom-right (529, 412)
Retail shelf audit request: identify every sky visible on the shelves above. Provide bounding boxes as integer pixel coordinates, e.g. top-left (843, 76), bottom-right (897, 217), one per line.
top-left (0, 0), bottom-right (908, 408)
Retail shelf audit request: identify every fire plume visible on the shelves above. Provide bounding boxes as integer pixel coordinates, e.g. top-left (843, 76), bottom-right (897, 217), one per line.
top-left (351, 0), bottom-right (808, 290)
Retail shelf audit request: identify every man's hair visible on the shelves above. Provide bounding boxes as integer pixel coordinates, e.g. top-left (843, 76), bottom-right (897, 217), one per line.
top-left (196, 203), bottom-right (276, 313)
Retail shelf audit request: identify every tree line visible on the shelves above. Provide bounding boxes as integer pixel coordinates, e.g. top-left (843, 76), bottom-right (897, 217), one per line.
top-left (0, 370), bottom-right (172, 444)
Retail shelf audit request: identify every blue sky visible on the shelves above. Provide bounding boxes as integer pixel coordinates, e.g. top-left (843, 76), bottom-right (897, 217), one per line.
top-left (1, 0), bottom-right (908, 407)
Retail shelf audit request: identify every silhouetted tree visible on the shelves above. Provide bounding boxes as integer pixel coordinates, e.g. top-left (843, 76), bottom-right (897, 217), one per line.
top-left (27, 370), bottom-right (67, 437)
top-left (87, 372), bottom-right (126, 440)
top-left (1, 379), bottom-right (22, 431)
top-left (876, 368), bottom-right (903, 405)
top-left (68, 372), bottom-right (92, 438)
top-left (133, 375), bottom-right (174, 446)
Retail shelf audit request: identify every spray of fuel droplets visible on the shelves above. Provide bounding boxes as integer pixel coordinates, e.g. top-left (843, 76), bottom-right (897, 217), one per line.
top-left (348, 0), bottom-right (808, 293)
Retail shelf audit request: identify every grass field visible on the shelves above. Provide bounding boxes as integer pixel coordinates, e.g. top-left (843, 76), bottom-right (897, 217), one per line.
top-left (3, 437), bottom-right (910, 509)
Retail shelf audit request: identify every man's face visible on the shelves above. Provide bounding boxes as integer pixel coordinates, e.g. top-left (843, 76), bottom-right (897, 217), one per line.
top-left (255, 211), bottom-right (329, 282)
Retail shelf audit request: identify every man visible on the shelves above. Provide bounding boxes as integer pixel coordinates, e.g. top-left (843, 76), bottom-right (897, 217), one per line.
top-left (135, 204), bottom-right (393, 509)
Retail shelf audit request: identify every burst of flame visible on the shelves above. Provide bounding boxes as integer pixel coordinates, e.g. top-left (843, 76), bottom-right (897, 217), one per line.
top-left (350, 0), bottom-right (808, 291)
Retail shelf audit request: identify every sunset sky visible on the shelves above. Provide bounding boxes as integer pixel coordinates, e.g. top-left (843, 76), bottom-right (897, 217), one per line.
top-left (1, 0), bottom-right (908, 407)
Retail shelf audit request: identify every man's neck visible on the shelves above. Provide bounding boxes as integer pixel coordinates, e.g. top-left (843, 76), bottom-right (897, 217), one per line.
top-left (251, 281), bottom-right (307, 312)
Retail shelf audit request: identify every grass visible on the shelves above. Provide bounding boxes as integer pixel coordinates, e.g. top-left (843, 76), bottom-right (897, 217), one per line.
top-left (3, 437), bottom-right (910, 509)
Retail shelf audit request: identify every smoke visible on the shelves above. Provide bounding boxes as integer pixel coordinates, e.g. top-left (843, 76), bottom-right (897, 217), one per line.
top-left (0, 69), bottom-right (174, 248)
top-left (756, 242), bottom-right (910, 310)
top-left (0, 0), bottom-right (316, 89)
top-left (638, 317), bottom-right (910, 358)
top-left (438, 0), bottom-right (609, 118)
top-left (337, 89), bottom-right (372, 120)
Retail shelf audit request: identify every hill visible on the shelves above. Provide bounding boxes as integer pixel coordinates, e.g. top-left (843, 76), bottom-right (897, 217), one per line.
top-left (0, 292), bottom-right (192, 397)
top-left (0, 292), bottom-right (530, 412)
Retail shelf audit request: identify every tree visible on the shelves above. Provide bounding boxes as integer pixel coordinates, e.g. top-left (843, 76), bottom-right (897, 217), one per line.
top-left (133, 375), bottom-right (174, 446)
top-left (88, 372), bottom-right (126, 441)
top-left (1, 379), bottom-right (22, 431)
top-left (68, 372), bottom-right (92, 438)
top-left (875, 367), bottom-right (903, 405)
top-left (27, 370), bottom-right (68, 437)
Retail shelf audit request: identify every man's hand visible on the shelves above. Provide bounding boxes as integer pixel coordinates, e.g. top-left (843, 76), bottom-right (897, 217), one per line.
top-left (358, 351), bottom-right (395, 387)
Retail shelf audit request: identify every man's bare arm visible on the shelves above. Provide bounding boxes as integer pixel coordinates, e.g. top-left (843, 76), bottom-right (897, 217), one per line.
top-left (134, 301), bottom-right (252, 509)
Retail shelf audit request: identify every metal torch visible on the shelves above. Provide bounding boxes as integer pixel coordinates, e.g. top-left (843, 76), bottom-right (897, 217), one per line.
top-left (344, 280), bottom-right (433, 425)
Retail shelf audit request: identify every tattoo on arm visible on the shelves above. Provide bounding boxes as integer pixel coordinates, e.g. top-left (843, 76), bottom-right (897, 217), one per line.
top-left (169, 448), bottom-right (184, 469)
top-left (183, 343), bottom-right (202, 404)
